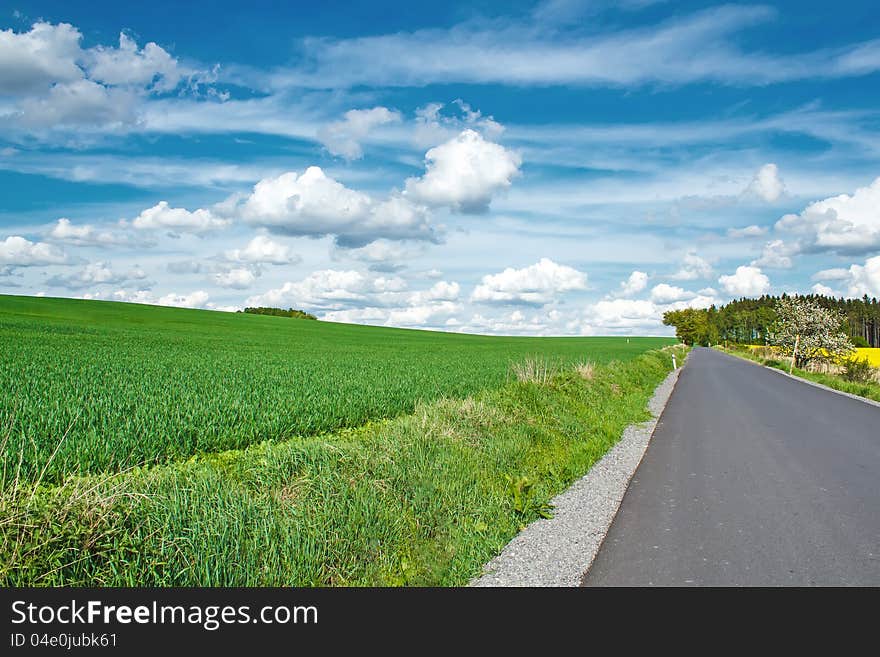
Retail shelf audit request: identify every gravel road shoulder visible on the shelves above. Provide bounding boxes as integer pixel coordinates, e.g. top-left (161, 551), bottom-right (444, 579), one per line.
top-left (471, 363), bottom-right (683, 587)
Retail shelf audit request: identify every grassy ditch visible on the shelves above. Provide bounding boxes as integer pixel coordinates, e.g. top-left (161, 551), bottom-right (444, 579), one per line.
top-left (1, 345), bottom-right (686, 587)
top-left (717, 345), bottom-right (880, 404)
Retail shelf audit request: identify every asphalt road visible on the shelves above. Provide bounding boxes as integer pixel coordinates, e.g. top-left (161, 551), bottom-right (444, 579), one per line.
top-left (582, 347), bottom-right (880, 586)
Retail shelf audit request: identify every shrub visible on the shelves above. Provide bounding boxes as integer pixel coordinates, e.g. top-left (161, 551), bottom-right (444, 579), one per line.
top-left (841, 356), bottom-right (876, 383)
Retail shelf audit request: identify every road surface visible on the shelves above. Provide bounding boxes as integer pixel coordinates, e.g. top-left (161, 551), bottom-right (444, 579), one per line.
top-left (582, 347), bottom-right (880, 586)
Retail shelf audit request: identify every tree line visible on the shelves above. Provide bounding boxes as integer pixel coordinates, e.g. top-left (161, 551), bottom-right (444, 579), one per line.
top-left (240, 307), bottom-right (318, 320)
top-left (662, 294), bottom-right (880, 347)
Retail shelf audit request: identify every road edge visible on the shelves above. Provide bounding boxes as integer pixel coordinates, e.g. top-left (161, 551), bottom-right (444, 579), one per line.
top-left (716, 347), bottom-right (880, 411)
top-left (470, 357), bottom-right (686, 587)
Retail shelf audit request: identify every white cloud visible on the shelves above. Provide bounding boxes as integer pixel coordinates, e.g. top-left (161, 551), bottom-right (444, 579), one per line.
top-left (775, 177), bottom-right (880, 254)
top-left (213, 267), bottom-right (257, 289)
top-left (317, 106), bottom-right (401, 159)
top-left (471, 257), bottom-right (587, 305)
top-left (131, 201), bottom-right (230, 234)
top-left (0, 235), bottom-right (68, 266)
top-left (846, 256), bottom-right (880, 298)
top-left (47, 261), bottom-right (148, 289)
top-left (812, 268), bottom-right (850, 282)
top-left (670, 251), bottom-right (712, 280)
top-left (16, 78), bottom-right (137, 128)
top-left (718, 265), bottom-right (770, 297)
top-left (404, 129), bottom-right (521, 213)
top-left (650, 283), bottom-right (694, 304)
top-left (284, 6), bottom-right (880, 89)
top-left (333, 239), bottom-right (424, 271)
top-left (225, 234), bottom-right (298, 265)
top-left (85, 32), bottom-right (183, 92)
top-left (616, 270), bottom-right (648, 297)
top-left (584, 298), bottom-right (659, 332)
top-left (744, 163), bottom-right (785, 202)
top-left (101, 288), bottom-right (212, 309)
top-left (727, 224), bottom-right (768, 238)
top-left (0, 22), bottom-right (82, 94)
top-left (246, 269), bottom-right (370, 310)
top-left (811, 283), bottom-right (836, 296)
top-left (47, 217), bottom-right (146, 247)
top-left (248, 271), bottom-right (462, 329)
top-left (751, 239), bottom-right (796, 269)
top-left (426, 280), bottom-right (460, 301)
top-left (412, 100), bottom-right (505, 148)
top-left (239, 166), bottom-right (435, 246)
top-left (156, 290), bottom-right (211, 308)
top-left (0, 22), bottom-right (192, 131)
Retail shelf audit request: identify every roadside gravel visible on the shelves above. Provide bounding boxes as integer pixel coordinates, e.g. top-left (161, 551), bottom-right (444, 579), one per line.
top-left (471, 363), bottom-right (683, 587)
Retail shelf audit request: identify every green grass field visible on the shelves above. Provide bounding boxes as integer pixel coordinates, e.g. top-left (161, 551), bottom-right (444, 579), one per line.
top-left (1, 294), bottom-right (673, 483)
top-left (1, 294), bottom-right (681, 586)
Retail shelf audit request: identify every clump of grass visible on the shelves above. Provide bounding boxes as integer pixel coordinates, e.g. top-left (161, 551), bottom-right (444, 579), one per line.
top-left (511, 357), bottom-right (557, 384)
top-left (574, 361), bottom-right (596, 380)
top-left (1, 348), bottom-right (683, 587)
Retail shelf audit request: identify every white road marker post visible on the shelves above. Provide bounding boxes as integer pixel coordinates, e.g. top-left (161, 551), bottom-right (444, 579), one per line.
top-left (790, 334), bottom-right (800, 375)
top-left (672, 353), bottom-right (677, 369)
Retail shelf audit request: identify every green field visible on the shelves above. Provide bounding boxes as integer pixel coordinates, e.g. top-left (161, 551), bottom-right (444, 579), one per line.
top-left (1, 294), bottom-right (681, 586)
top-left (0, 294), bottom-right (672, 483)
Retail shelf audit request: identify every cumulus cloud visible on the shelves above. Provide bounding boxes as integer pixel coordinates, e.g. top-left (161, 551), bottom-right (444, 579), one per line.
top-left (238, 166), bottom-right (435, 246)
top-left (812, 268), bottom-right (850, 282)
top-left (213, 266), bottom-right (257, 289)
top-left (718, 265), bottom-right (770, 297)
top-left (727, 224), bottom-right (768, 238)
top-left (744, 163), bottom-right (785, 202)
top-left (818, 256), bottom-right (880, 298)
top-left (85, 32), bottom-right (183, 92)
top-left (846, 255), bottom-right (880, 297)
top-left (0, 22), bottom-right (194, 131)
top-left (0, 235), bottom-right (68, 266)
top-left (616, 270), bottom-right (648, 297)
top-left (46, 261), bottom-right (148, 289)
top-left (775, 177), bottom-right (880, 254)
top-left (412, 100), bottom-right (504, 147)
top-left (751, 239), bottom-right (796, 269)
top-left (47, 217), bottom-right (148, 248)
top-left (669, 251), bottom-right (713, 281)
top-left (317, 106), bottom-right (401, 159)
top-left (225, 234), bottom-right (298, 265)
top-left (333, 239), bottom-right (425, 272)
top-left (650, 283), bottom-right (694, 304)
top-left (0, 22), bottom-right (82, 94)
top-left (811, 283), bottom-right (837, 296)
top-left (247, 270), bottom-right (462, 328)
top-left (246, 269), bottom-right (370, 310)
top-left (471, 257), bottom-right (587, 305)
top-left (583, 298), bottom-right (659, 332)
top-left (404, 129), bottom-right (521, 213)
top-left (155, 290), bottom-right (211, 308)
top-left (131, 201), bottom-right (230, 234)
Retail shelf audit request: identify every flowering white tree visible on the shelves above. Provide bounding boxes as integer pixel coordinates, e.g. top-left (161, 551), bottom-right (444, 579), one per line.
top-left (770, 297), bottom-right (854, 369)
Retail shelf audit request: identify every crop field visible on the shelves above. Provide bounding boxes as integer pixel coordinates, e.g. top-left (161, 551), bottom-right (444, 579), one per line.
top-left (0, 294), bottom-right (673, 485)
top-left (855, 348), bottom-right (880, 367)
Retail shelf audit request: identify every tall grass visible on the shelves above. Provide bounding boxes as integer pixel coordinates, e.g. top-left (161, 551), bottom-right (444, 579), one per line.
top-left (1, 346), bottom-right (686, 586)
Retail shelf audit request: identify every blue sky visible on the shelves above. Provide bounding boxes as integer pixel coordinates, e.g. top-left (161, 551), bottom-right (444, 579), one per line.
top-left (1, 0), bottom-right (879, 335)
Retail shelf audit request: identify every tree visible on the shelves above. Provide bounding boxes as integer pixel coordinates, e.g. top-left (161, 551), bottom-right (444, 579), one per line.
top-left (663, 308), bottom-right (708, 345)
top-left (769, 297), bottom-right (854, 369)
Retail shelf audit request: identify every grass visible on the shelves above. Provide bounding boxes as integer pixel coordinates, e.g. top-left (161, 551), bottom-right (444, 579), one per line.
top-left (0, 295), bottom-right (673, 484)
top-left (720, 345), bottom-right (880, 404)
top-left (1, 345), bottom-right (686, 586)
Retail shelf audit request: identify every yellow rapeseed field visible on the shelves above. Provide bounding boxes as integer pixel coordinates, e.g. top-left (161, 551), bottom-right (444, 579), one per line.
top-left (856, 348), bottom-right (880, 366)
top-left (748, 345), bottom-right (880, 366)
